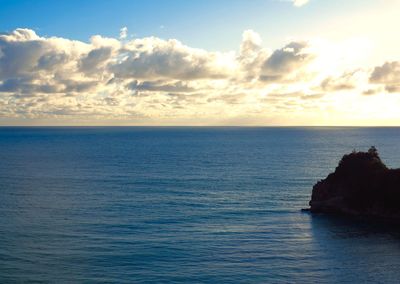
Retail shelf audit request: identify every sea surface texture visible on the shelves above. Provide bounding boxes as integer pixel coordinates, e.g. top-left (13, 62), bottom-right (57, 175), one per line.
top-left (1, 127), bottom-right (400, 283)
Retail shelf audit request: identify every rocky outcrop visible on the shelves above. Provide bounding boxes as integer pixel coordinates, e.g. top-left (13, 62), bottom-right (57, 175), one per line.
top-left (309, 147), bottom-right (400, 220)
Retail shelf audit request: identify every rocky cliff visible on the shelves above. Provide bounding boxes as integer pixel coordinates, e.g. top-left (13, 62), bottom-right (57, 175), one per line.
top-left (309, 147), bottom-right (400, 220)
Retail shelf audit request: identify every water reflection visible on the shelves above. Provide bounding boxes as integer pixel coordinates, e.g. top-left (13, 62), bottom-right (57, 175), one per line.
top-left (309, 212), bottom-right (400, 283)
top-left (311, 213), bottom-right (400, 240)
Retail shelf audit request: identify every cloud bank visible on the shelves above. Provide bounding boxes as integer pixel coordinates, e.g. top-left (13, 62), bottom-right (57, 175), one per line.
top-left (0, 28), bottom-right (399, 125)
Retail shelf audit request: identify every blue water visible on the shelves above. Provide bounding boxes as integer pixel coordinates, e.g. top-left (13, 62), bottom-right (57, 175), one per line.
top-left (1, 127), bottom-right (400, 283)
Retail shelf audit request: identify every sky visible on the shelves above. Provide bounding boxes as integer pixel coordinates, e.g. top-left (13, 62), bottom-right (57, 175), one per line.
top-left (0, 0), bottom-right (400, 126)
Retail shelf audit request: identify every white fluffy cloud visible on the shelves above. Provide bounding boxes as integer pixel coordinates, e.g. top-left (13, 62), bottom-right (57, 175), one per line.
top-left (0, 28), bottom-right (398, 125)
top-left (110, 37), bottom-right (231, 80)
top-left (292, 0), bottom-right (309, 7)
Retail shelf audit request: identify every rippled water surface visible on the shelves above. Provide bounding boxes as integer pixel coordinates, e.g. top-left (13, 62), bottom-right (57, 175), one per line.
top-left (1, 127), bottom-right (400, 283)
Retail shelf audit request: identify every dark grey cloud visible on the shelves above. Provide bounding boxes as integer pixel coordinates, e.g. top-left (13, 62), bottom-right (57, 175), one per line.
top-left (127, 80), bottom-right (196, 93)
top-left (36, 51), bottom-right (70, 71)
top-left (370, 61), bottom-right (400, 93)
top-left (363, 88), bottom-right (379, 96)
top-left (320, 73), bottom-right (356, 92)
top-left (207, 93), bottom-right (246, 104)
top-left (79, 47), bottom-right (112, 74)
top-left (301, 93), bottom-right (325, 100)
top-left (0, 37), bottom-right (46, 78)
top-left (0, 77), bottom-right (61, 94)
top-left (260, 41), bottom-right (314, 81)
top-left (60, 79), bottom-right (97, 93)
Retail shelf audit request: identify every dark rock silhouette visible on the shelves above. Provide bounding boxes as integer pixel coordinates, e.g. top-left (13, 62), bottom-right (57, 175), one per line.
top-left (309, 147), bottom-right (400, 220)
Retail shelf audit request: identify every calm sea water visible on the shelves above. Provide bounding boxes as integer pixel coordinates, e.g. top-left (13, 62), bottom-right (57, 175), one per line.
top-left (1, 127), bottom-right (400, 283)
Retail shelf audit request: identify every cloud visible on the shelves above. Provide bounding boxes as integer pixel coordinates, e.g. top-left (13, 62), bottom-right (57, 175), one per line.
top-left (292, 0), bottom-right (309, 7)
top-left (370, 61), bottom-right (400, 93)
top-left (127, 80), bottom-right (196, 93)
top-left (240, 30), bottom-right (263, 57)
top-left (119, 27), bottom-right (128, 40)
top-left (79, 47), bottom-right (113, 74)
top-left (301, 93), bottom-right (324, 100)
top-left (1, 27), bottom-right (398, 125)
top-left (110, 37), bottom-right (231, 80)
top-left (260, 41), bottom-right (314, 82)
top-left (237, 30), bottom-right (270, 79)
top-left (320, 71), bottom-right (363, 92)
top-left (363, 88), bottom-right (381, 96)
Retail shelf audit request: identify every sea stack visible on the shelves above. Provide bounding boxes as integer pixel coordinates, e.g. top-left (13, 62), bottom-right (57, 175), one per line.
top-left (309, 147), bottom-right (400, 220)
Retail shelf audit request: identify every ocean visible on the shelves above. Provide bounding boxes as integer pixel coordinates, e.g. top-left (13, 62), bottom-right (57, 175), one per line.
top-left (1, 127), bottom-right (400, 283)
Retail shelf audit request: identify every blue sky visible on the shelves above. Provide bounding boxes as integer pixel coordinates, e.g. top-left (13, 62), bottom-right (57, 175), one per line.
top-left (0, 0), bottom-right (378, 51)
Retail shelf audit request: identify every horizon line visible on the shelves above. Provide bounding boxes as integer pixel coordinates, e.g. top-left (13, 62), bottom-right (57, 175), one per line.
top-left (1, 125), bottom-right (400, 128)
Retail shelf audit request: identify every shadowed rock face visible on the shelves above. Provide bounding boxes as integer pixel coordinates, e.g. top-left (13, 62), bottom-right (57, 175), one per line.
top-left (309, 147), bottom-right (400, 219)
